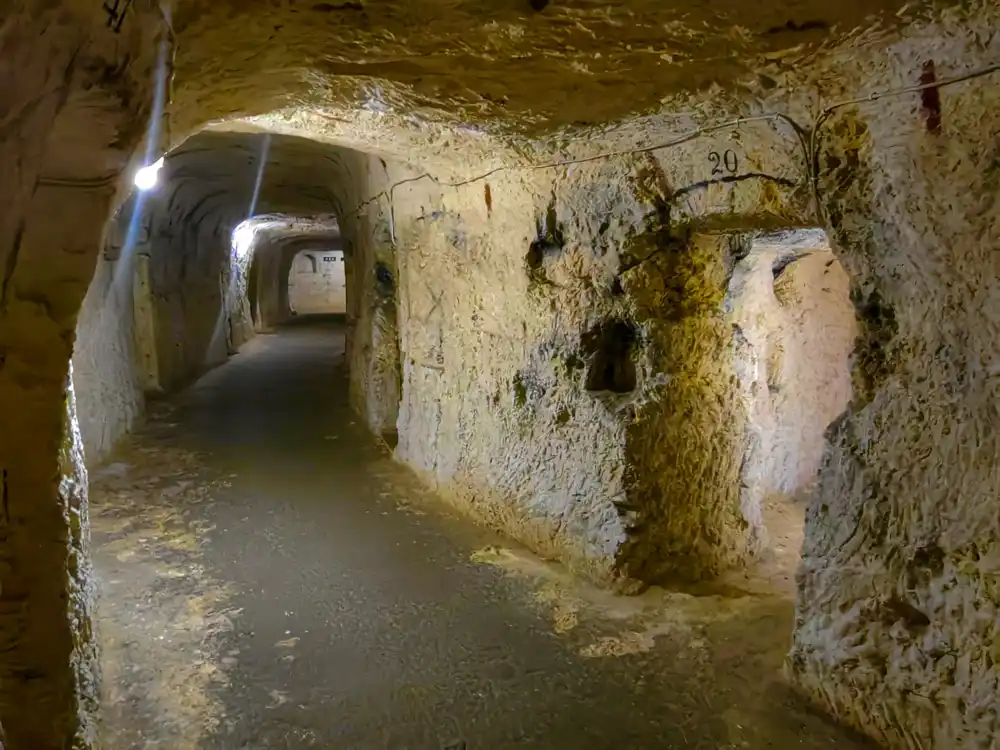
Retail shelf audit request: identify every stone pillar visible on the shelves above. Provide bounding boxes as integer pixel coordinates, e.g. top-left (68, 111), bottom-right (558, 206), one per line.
top-left (789, 79), bottom-right (1000, 747)
top-left (253, 241), bottom-right (296, 332)
top-left (0, 4), bottom-right (158, 746)
top-left (616, 232), bottom-right (751, 582)
top-left (0, 174), bottom-right (119, 748)
top-left (276, 245), bottom-right (298, 322)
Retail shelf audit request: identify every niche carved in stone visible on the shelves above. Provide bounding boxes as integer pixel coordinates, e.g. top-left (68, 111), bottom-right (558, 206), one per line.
top-left (582, 321), bottom-right (638, 394)
top-left (374, 261), bottom-right (394, 297)
top-left (526, 198), bottom-right (564, 286)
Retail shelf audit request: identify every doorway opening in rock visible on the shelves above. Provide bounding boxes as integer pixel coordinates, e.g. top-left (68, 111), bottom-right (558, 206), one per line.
top-left (726, 229), bottom-right (856, 594)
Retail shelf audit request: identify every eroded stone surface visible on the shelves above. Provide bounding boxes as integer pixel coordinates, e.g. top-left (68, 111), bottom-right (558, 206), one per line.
top-left (4, 0), bottom-right (1000, 746)
top-left (0, 5), bottom-right (164, 743)
top-left (789, 13), bottom-right (1000, 745)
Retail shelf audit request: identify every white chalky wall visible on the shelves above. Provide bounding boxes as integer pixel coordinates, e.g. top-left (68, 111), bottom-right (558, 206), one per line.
top-left (288, 250), bottom-right (347, 315)
top-left (2, 0), bottom-right (999, 747)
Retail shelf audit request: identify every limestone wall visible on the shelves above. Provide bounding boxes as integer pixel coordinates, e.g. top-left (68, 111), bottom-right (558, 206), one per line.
top-left (71, 187), bottom-right (252, 452)
top-left (146, 212), bottom-right (242, 392)
top-left (335, 155), bottom-right (630, 570)
top-left (8, 0), bottom-right (1000, 747)
top-left (341, 152), bottom-right (403, 443)
top-left (251, 236), bottom-right (297, 332)
top-left (0, 4), bottom-right (162, 744)
top-left (392, 169), bottom-right (630, 572)
top-left (788, 11), bottom-right (1000, 747)
top-left (72, 255), bottom-right (144, 467)
top-left (339, 144), bottom-right (812, 582)
top-left (288, 250), bottom-right (346, 315)
top-left (71, 172), bottom-right (256, 470)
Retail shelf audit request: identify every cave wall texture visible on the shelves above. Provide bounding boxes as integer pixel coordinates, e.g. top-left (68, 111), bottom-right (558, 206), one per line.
top-left (787, 10), bottom-right (1000, 747)
top-left (0, 2), bottom-right (162, 746)
top-left (139, 164), bottom-right (251, 394)
top-left (1, 0), bottom-right (999, 747)
top-left (70, 157), bottom-right (258, 466)
top-left (391, 165), bottom-right (633, 571)
top-left (340, 143), bottom-right (814, 582)
top-left (72, 252), bottom-right (145, 467)
top-left (252, 235), bottom-right (298, 332)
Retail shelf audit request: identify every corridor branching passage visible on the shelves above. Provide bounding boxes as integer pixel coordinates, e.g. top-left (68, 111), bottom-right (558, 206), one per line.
top-left (91, 319), bottom-right (867, 749)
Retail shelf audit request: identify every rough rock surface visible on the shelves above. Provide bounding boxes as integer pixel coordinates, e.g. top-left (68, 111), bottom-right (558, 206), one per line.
top-left (3, 0), bottom-right (1000, 746)
top-left (0, 4), bottom-right (162, 744)
top-left (73, 255), bottom-right (145, 466)
top-left (788, 9), bottom-right (1000, 747)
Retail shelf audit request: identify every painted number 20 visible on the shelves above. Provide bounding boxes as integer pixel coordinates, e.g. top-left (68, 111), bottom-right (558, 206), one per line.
top-left (708, 149), bottom-right (739, 176)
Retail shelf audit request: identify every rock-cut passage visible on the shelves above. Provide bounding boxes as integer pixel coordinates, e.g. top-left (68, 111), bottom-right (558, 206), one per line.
top-left (90, 317), bottom-right (876, 749)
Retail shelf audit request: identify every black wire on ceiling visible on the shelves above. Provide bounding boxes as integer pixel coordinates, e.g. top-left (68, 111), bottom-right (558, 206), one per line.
top-left (349, 62), bottom-right (1000, 238)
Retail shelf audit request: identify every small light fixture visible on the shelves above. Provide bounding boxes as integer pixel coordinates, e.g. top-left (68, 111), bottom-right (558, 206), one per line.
top-left (133, 156), bottom-right (165, 191)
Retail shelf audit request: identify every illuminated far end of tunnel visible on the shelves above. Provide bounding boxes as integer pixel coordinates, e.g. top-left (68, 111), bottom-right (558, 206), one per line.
top-left (134, 157), bottom-right (165, 191)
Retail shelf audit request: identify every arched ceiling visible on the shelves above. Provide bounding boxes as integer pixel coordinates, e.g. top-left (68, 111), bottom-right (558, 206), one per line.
top-left (161, 131), bottom-right (356, 218)
top-left (167, 0), bottom-right (922, 139)
top-left (104, 132), bottom-right (351, 268)
top-left (113, 0), bottom-right (983, 278)
top-left (241, 215), bottom-right (342, 256)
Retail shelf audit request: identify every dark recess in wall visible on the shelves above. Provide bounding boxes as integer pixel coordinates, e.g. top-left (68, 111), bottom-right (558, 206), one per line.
top-left (526, 198), bottom-right (565, 284)
top-left (582, 321), bottom-right (638, 393)
top-left (375, 262), bottom-right (394, 296)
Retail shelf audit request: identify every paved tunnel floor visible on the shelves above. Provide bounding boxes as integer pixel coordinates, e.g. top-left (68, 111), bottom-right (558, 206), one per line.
top-left (90, 317), bottom-right (873, 750)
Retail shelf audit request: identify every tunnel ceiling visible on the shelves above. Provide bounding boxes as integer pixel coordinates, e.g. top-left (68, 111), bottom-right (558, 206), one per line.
top-left (149, 0), bottom-right (948, 235)
top-left (169, 0), bottom-right (924, 141)
top-left (103, 132), bottom-right (349, 267)
top-left (162, 131), bottom-right (353, 218)
top-left (243, 216), bottom-right (342, 254)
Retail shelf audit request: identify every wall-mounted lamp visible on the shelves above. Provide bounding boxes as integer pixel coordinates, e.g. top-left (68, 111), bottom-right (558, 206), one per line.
top-left (134, 157), bottom-right (165, 191)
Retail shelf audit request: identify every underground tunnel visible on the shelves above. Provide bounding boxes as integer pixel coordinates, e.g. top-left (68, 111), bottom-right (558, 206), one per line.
top-left (1, 0), bottom-right (999, 748)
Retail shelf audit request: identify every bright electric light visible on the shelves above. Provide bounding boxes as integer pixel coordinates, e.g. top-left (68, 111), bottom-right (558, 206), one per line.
top-left (133, 157), bottom-right (164, 191)
top-left (232, 222), bottom-right (256, 259)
